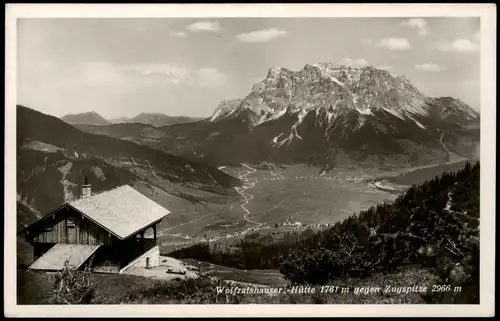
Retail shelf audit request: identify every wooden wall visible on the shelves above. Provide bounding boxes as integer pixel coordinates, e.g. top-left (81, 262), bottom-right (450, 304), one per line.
top-left (27, 206), bottom-right (116, 245)
top-left (33, 243), bottom-right (56, 261)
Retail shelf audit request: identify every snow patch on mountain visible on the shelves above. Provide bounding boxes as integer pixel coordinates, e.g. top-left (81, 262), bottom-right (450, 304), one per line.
top-left (382, 107), bottom-right (405, 120)
top-left (210, 99), bottom-right (242, 121)
top-left (210, 109), bottom-right (224, 121)
top-left (356, 107), bottom-right (373, 115)
top-left (408, 116), bottom-right (426, 130)
top-left (296, 109), bottom-right (309, 125)
top-left (255, 107), bottom-right (288, 126)
top-left (210, 107), bottom-right (237, 121)
top-left (403, 96), bottom-right (429, 116)
top-left (272, 133), bottom-right (284, 144)
top-left (272, 109), bottom-right (310, 147)
top-left (274, 126), bottom-right (303, 148)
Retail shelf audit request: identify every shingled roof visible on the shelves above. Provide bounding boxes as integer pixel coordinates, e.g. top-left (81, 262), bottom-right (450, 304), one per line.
top-left (66, 185), bottom-right (170, 240)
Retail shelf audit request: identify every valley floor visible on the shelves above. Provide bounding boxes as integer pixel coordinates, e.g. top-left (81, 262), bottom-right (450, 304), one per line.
top-left (157, 163), bottom-right (401, 252)
top-left (155, 159), bottom-right (473, 257)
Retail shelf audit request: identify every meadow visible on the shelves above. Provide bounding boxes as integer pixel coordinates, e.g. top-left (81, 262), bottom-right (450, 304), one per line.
top-left (155, 164), bottom-right (397, 253)
top-left (244, 165), bottom-right (396, 227)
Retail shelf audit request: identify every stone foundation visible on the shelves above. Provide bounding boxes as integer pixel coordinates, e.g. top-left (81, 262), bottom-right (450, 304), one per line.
top-left (119, 245), bottom-right (160, 273)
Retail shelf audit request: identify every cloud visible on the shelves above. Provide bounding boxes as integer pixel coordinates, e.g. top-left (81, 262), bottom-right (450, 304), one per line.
top-left (415, 63), bottom-right (445, 72)
top-left (366, 37), bottom-right (411, 50)
top-left (235, 28), bottom-right (287, 43)
top-left (124, 63), bottom-right (187, 80)
top-left (459, 79), bottom-right (479, 86)
top-left (170, 31), bottom-right (188, 37)
top-left (123, 63), bottom-right (228, 87)
top-left (401, 18), bottom-right (429, 36)
top-left (189, 68), bottom-right (228, 87)
top-left (340, 57), bottom-right (369, 68)
top-left (376, 65), bottom-right (393, 71)
top-left (338, 58), bottom-right (391, 71)
top-left (434, 39), bottom-right (479, 52)
top-left (377, 38), bottom-right (411, 50)
top-left (186, 21), bottom-right (221, 32)
top-left (78, 62), bottom-right (129, 88)
top-left (363, 39), bottom-right (374, 46)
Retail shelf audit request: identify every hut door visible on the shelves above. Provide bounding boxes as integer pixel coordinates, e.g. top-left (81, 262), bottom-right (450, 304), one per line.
top-left (66, 216), bottom-right (77, 243)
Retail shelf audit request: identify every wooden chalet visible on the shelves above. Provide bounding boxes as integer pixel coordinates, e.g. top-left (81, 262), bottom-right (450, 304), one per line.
top-left (18, 179), bottom-right (171, 274)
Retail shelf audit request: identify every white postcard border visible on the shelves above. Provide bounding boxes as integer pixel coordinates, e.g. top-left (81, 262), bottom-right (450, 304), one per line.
top-left (4, 3), bottom-right (496, 317)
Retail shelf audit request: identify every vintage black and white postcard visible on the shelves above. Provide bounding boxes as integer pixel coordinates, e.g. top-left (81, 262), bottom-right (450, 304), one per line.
top-left (4, 3), bottom-right (496, 317)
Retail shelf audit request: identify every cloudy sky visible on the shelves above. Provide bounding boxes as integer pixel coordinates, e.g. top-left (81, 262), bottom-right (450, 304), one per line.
top-left (17, 17), bottom-right (480, 119)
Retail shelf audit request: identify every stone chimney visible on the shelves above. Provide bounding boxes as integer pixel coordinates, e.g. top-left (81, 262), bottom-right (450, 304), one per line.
top-left (81, 176), bottom-right (92, 199)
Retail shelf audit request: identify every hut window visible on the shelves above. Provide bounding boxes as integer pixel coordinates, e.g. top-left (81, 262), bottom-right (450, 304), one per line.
top-left (44, 224), bottom-right (53, 232)
top-left (66, 217), bottom-right (76, 228)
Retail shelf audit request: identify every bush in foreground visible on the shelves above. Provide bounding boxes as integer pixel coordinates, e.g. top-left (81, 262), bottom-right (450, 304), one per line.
top-left (48, 260), bottom-right (96, 304)
top-left (115, 276), bottom-right (244, 304)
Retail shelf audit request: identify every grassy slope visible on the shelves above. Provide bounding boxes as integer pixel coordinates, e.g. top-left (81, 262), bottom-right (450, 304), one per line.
top-left (74, 123), bottom-right (155, 140)
top-left (16, 105), bottom-right (243, 230)
top-left (17, 265), bottom-right (436, 304)
top-left (17, 149), bottom-right (139, 216)
top-left (17, 105), bottom-right (240, 188)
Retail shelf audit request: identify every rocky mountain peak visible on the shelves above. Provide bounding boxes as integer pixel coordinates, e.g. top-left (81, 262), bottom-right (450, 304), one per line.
top-left (210, 62), bottom-right (478, 133)
top-left (266, 66), bottom-right (289, 77)
top-left (210, 99), bottom-right (243, 121)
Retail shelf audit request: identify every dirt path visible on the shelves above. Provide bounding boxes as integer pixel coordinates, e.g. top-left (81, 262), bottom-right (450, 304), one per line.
top-left (158, 163), bottom-right (264, 244)
top-left (259, 199), bottom-right (287, 220)
top-left (163, 232), bottom-right (205, 242)
top-left (234, 163), bottom-right (262, 226)
top-left (155, 213), bottom-right (212, 237)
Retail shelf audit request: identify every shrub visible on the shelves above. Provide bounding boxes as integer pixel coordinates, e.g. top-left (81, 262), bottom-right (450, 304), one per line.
top-left (117, 276), bottom-right (244, 304)
top-left (48, 260), bottom-right (96, 304)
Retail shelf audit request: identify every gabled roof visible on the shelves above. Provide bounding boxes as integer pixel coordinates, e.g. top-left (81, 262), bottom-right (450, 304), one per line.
top-left (18, 185), bottom-right (170, 240)
top-left (69, 185), bottom-right (170, 240)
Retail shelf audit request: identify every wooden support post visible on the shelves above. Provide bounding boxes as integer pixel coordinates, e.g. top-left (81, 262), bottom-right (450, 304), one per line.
top-left (153, 224), bottom-right (157, 241)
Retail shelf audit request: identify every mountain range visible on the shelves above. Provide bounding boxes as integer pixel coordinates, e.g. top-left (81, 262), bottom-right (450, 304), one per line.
top-left (111, 113), bottom-right (203, 127)
top-left (61, 111), bottom-right (202, 127)
top-left (61, 111), bottom-right (111, 126)
top-left (17, 105), bottom-right (241, 229)
top-left (76, 63), bottom-right (480, 167)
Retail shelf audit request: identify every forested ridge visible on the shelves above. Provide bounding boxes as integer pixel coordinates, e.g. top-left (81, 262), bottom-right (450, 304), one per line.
top-left (169, 161), bottom-right (480, 303)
